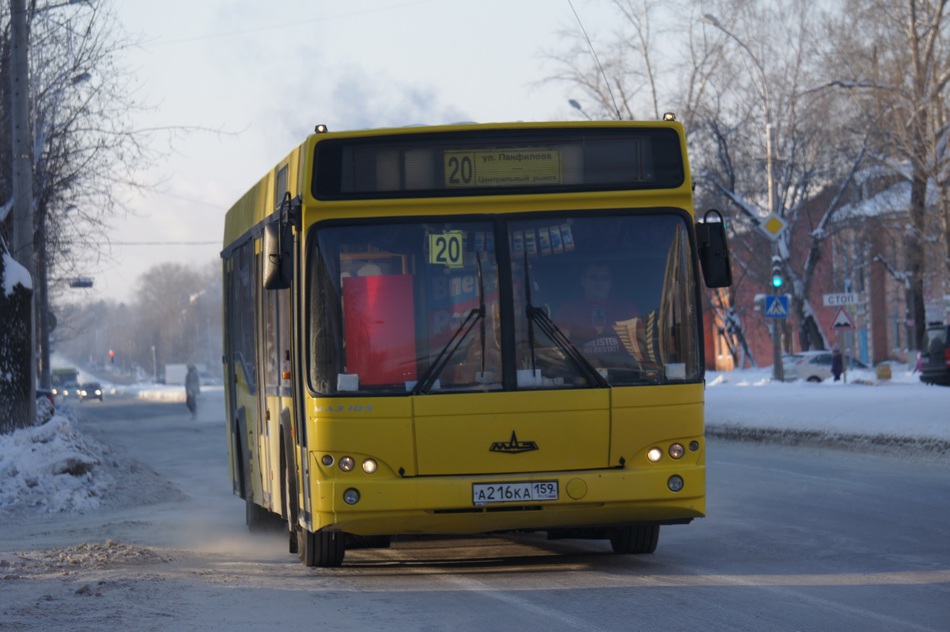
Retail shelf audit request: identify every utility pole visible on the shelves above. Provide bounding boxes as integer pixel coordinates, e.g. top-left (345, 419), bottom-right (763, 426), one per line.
top-left (703, 14), bottom-right (784, 381)
top-left (767, 124), bottom-right (784, 382)
top-left (10, 0), bottom-right (36, 425)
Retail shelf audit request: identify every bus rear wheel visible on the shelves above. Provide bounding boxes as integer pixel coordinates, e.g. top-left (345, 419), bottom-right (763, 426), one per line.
top-left (609, 524), bottom-right (660, 554)
top-left (298, 528), bottom-right (345, 567)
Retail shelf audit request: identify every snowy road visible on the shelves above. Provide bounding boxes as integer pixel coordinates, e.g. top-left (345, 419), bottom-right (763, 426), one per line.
top-left (1, 387), bottom-right (948, 631)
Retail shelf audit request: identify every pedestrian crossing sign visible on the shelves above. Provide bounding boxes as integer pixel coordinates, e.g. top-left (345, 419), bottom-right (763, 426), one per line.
top-left (765, 295), bottom-right (789, 319)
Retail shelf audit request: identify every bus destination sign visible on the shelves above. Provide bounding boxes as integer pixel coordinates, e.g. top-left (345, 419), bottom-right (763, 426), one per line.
top-left (444, 147), bottom-right (562, 188)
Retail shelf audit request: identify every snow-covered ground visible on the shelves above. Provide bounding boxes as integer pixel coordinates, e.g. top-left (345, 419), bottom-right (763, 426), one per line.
top-left (1, 368), bottom-right (946, 517)
top-left (0, 382), bottom-right (216, 515)
top-left (705, 366), bottom-right (949, 451)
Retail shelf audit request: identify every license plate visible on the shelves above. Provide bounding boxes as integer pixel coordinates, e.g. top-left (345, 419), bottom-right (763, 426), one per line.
top-left (472, 481), bottom-right (559, 505)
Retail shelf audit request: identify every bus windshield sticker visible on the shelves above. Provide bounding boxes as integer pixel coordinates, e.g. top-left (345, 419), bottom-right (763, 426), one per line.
top-left (538, 227), bottom-right (552, 256)
top-left (549, 225), bottom-right (564, 254)
top-left (444, 147), bottom-right (562, 188)
top-left (524, 229), bottom-right (538, 257)
top-left (511, 230), bottom-right (524, 256)
top-left (428, 231), bottom-right (465, 268)
top-left (560, 223), bottom-right (575, 251)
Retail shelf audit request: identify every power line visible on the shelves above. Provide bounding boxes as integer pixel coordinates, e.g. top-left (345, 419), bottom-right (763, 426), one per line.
top-left (111, 241), bottom-right (219, 246)
top-left (146, 0), bottom-right (437, 47)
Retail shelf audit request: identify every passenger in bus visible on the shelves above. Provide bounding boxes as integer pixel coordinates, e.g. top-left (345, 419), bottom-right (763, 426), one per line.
top-left (554, 263), bottom-right (639, 357)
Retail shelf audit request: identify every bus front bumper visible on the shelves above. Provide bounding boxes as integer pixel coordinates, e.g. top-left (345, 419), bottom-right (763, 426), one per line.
top-left (305, 465), bottom-right (705, 536)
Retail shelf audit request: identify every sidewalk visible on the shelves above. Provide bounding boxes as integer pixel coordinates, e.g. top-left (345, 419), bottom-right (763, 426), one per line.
top-left (705, 367), bottom-right (949, 455)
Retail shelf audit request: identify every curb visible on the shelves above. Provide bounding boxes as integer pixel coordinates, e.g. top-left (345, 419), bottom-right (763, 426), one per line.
top-left (707, 424), bottom-right (950, 459)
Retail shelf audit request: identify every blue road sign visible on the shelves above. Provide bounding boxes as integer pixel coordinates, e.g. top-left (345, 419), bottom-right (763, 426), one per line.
top-left (765, 295), bottom-right (789, 319)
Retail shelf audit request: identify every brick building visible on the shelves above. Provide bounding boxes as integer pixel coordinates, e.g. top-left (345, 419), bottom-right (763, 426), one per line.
top-left (704, 175), bottom-right (949, 373)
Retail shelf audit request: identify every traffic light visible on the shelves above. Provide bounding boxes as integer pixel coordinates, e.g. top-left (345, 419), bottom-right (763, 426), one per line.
top-left (109, 349), bottom-right (115, 364)
top-left (770, 256), bottom-right (784, 289)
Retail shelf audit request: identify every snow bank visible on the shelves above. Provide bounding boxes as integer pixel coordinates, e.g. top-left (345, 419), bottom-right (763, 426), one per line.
top-left (705, 367), bottom-right (950, 455)
top-left (0, 413), bottom-right (114, 513)
top-left (0, 400), bottom-right (184, 516)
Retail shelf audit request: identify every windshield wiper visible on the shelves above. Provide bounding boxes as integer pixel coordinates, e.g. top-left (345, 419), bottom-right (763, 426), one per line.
top-left (412, 253), bottom-right (486, 395)
top-left (522, 253), bottom-right (608, 388)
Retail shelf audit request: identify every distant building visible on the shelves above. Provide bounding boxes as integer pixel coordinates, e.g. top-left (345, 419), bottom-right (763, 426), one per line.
top-left (706, 169), bottom-right (948, 372)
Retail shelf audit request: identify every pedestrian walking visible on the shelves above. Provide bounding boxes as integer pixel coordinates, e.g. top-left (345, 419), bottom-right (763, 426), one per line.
top-left (185, 365), bottom-right (200, 419)
top-left (831, 345), bottom-right (843, 382)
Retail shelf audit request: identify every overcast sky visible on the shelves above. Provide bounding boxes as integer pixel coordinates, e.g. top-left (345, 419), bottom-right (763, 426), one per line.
top-left (94, 0), bottom-right (611, 301)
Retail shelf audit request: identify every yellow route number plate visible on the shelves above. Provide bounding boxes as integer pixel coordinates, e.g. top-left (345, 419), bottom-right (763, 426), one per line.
top-left (444, 148), bottom-right (562, 188)
top-left (429, 231), bottom-right (465, 268)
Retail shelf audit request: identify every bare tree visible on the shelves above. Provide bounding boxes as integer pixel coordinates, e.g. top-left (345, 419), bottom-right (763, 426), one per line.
top-left (55, 260), bottom-right (222, 383)
top-left (27, 1), bottom-right (157, 388)
top-left (130, 262), bottom-right (220, 375)
top-left (0, 1), bottom-right (158, 418)
top-left (548, 0), bottom-right (874, 358)
top-left (549, 0), bottom-right (682, 120)
top-left (548, 1), bottom-right (763, 365)
top-left (693, 1), bottom-right (878, 353)
top-left (823, 0), bottom-right (950, 345)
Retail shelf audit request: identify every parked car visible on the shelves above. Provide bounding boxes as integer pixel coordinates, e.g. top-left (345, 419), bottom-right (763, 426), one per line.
top-left (783, 350), bottom-right (868, 382)
top-left (919, 323), bottom-right (950, 386)
top-left (79, 382), bottom-right (104, 402)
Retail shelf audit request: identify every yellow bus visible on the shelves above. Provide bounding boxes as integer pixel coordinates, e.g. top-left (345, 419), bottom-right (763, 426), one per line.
top-left (221, 120), bottom-right (732, 567)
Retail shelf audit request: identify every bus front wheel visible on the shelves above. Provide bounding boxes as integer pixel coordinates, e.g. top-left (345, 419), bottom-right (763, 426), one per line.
top-left (609, 524), bottom-right (660, 554)
top-left (298, 528), bottom-right (345, 567)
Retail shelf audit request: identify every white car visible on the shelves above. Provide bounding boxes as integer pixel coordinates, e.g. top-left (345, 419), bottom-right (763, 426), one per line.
top-left (782, 350), bottom-right (868, 382)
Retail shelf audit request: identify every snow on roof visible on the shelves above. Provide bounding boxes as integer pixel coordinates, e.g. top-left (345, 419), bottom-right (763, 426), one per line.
top-left (834, 179), bottom-right (941, 222)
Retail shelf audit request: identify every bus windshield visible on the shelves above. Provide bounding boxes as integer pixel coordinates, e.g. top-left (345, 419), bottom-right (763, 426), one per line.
top-left (307, 211), bottom-right (700, 395)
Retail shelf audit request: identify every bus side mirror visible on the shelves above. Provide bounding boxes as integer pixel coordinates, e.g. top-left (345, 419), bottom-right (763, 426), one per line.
top-left (695, 210), bottom-right (733, 288)
top-left (263, 221), bottom-right (293, 290)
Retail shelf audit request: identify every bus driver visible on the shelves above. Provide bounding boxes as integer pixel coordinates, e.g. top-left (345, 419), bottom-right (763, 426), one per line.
top-left (554, 263), bottom-right (638, 357)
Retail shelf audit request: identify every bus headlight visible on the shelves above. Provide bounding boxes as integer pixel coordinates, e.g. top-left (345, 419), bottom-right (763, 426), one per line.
top-left (669, 443), bottom-right (685, 459)
top-left (667, 475), bottom-right (684, 492)
top-left (361, 459), bottom-right (377, 474)
top-left (321, 455), bottom-right (334, 467)
top-left (343, 488), bottom-right (360, 505)
top-left (647, 448), bottom-right (663, 462)
top-left (339, 456), bottom-right (355, 472)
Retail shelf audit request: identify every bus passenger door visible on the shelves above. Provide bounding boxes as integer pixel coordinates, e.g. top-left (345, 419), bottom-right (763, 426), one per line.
top-left (223, 258), bottom-right (240, 495)
top-left (225, 240), bottom-right (262, 504)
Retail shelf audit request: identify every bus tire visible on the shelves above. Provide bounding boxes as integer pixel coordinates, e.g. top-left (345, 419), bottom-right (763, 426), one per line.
top-left (609, 524), bottom-right (660, 554)
top-left (298, 528), bottom-right (345, 568)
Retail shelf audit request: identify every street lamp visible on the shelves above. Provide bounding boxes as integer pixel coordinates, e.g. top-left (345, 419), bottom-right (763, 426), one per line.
top-left (702, 13), bottom-right (784, 381)
top-left (702, 14), bottom-right (777, 224)
top-left (568, 99), bottom-right (593, 120)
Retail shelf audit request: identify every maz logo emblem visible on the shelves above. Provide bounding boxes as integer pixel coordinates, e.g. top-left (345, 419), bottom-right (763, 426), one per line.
top-left (489, 431), bottom-right (539, 454)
